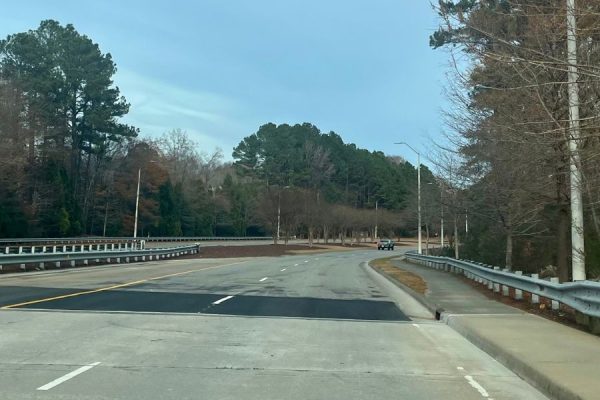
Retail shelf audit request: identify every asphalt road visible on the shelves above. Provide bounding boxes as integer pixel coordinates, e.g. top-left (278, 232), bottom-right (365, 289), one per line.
top-left (0, 249), bottom-right (548, 399)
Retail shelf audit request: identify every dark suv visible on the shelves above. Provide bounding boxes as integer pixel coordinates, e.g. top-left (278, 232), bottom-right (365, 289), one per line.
top-left (377, 239), bottom-right (395, 250)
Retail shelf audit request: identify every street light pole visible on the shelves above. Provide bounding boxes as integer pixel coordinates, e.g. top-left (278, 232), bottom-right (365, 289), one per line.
top-left (133, 168), bottom-right (141, 238)
top-left (395, 142), bottom-right (422, 254)
top-left (566, 0), bottom-right (586, 280)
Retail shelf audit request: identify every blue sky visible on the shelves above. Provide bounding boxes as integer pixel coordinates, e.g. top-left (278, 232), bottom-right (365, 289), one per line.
top-left (0, 1), bottom-right (450, 164)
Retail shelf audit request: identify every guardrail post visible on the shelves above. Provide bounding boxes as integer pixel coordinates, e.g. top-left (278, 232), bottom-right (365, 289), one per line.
top-left (55, 261), bottom-right (61, 268)
top-left (490, 267), bottom-right (500, 293)
top-left (531, 274), bottom-right (540, 304)
top-left (514, 271), bottom-right (523, 300)
top-left (141, 256), bottom-right (145, 261)
top-left (4, 246), bottom-right (8, 254)
top-left (69, 260), bottom-right (75, 267)
top-left (52, 246), bottom-right (57, 253)
top-left (20, 263), bottom-right (25, 270)
top-left (502, 268), bottom-right (510, 296)
top-left (589, 318), bottom-right (600, 335)
top-left (62, 245), bottom-right (67, 253)
top-left (111, 244), bottom-right (115, 251)
top-left (125, 257), bottom-right (130, 263)
top-left (38, 262), bottom-right (44, 270)
top-left (18, 246), bottom-right (23, 254)
top-left (550, 277), bottom-right (560, 310)
top-left (116, 257), bottom-right (120, 263)
top-left (42, 246), bottom-right (47, 253)
top-left (31, 246), bottom-right (36, 254)
top-left (83, 259), bottom-right (88, 265)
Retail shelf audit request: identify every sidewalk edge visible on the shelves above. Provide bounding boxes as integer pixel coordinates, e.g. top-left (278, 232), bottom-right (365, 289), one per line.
top-left (445, 314), bottom-right (582, 400)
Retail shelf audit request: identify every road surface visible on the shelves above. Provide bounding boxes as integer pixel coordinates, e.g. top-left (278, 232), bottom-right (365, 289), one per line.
top-left (0, 249), bottom-right (548, 399)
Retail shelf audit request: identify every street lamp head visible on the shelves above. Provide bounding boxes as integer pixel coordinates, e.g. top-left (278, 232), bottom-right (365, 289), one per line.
top-left (394, 141), bottom-right (420, 156)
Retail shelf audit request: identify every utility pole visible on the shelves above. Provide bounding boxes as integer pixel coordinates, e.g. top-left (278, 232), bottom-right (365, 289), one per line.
top-left (277, 191), bottom-right (281, 243)
top-left (395, 142), bottom-right (422, 254)
top-left (440, 188), bottom-right (444, 248)
top-left (276, 186), bottom-right (290, 244)
top-left (566, 0), bottom-right (586, 280)
top-left (374, 200), bottom-right (378, 240)
top-left (133, 168), bottom-right (141, 238)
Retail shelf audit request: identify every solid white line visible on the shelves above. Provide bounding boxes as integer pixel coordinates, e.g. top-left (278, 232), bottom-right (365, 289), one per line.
top-left (281, 268), bottom-right (286, 272)
top-left (464, 375), bottom-right (489, 398)
top-left (259, 277), bottom-right (268, 282)
top-left (212, 295), bottom-right (234, 305)
top-left (37, 362), bottom-right (101, 391)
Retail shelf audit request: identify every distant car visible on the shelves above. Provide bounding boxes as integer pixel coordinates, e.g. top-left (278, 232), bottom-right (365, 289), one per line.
top-left (377, 239), bottom-right (395, 250)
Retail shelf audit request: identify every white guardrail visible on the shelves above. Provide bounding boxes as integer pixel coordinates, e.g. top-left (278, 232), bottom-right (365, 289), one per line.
top-left (405, 252), bottom-right (600, 319)
top-left (0, 236), bottom-right (272, 255)
top-left (0, 244), bottom-right (200, 272)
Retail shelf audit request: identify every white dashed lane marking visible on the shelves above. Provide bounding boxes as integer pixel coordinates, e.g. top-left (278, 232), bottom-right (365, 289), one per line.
top-left (259, 277), bottom-right (268, 282)
top-left (37, 362), bottom-right (101, 391)
top-left (212, 295), bottom-right (234, 305)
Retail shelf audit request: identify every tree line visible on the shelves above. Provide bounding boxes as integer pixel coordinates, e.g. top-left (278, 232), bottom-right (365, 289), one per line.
top-left (0, 20), bottom-right (424, 241)
top-left (430, 0), bottom-right (600, 280)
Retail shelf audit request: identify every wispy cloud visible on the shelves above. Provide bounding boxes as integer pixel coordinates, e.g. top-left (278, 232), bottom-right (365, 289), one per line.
top-left (114, 68), bottom-right (247, 156)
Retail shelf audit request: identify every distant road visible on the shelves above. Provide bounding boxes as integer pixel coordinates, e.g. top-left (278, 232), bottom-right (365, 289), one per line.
top-left (0, 248), bottom-right (547, 399)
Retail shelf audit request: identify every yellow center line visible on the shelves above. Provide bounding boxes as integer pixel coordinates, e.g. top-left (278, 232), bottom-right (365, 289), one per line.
top-left (1, 261), bottom-right (247, 309)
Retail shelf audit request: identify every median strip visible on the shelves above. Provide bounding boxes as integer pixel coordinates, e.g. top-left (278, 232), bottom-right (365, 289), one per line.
top-left (369, 257), bottom-right (427, 295)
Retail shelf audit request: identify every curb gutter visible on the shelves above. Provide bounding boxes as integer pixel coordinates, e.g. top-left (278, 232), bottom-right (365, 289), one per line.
top-left (362, 259), bottom-right (433, 320)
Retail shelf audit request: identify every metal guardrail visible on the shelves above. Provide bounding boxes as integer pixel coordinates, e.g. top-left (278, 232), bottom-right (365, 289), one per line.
top-left (0, 244), bottom-right (199, 272)
top-left (405, 252), bottom-right (600, 319)
top-left (0, 237), bottom-right (273, 255)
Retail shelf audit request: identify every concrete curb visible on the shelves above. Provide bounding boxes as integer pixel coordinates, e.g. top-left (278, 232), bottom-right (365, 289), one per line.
top-left (362, 259), bottom-right (433, 320)
top-left (398, 258), bottom-right (583, 400)
top-left (444, 314), bottom-right (582, 400)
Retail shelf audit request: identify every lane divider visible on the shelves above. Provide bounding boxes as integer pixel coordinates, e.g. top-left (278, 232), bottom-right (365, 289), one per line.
top-left (212, 295), bottom-right (234, 305)
top-left (1, 261), bottom-right (247, 309)
top-left (259, 277), bottom-right (268, 282)
top-left (37, 362), bottom-right (101, 391)
top-left (280, 268), bottom-right (286, 272)
top-left (464, 375), bottom-right (490, 398)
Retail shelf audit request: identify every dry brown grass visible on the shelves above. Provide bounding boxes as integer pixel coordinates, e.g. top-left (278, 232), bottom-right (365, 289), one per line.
top-left (370, 257), bottom-right (428, 295)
